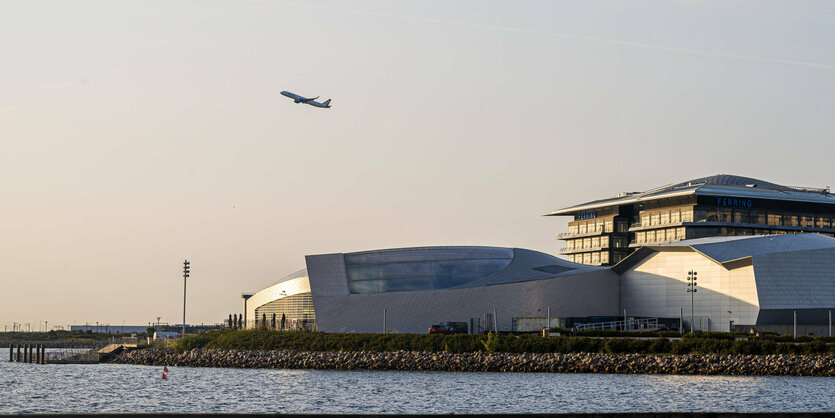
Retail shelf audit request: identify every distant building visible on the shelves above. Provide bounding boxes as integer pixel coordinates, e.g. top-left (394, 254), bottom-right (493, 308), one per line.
top-left (70, 325), bottom-right (151, 334)
top-left (548, 174), bottom-right (835, 266)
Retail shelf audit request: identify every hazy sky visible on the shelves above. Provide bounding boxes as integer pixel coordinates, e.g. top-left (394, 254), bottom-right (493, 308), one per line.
top-left (2, 0), bottom-right (834, 329)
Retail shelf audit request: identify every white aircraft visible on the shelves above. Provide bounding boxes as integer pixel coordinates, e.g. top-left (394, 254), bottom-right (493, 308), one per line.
top-left (280, 91), bottom-right (332, 108)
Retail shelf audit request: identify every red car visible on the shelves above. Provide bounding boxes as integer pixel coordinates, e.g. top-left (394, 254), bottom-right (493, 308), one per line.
top-left (427, 325), bottom-right (452, 335)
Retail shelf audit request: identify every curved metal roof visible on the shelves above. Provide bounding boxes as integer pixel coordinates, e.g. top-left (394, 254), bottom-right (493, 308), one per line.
top-left (548, 174), bottom-right (834, 215)
top-left (663, 174), bottom-right (786, 191)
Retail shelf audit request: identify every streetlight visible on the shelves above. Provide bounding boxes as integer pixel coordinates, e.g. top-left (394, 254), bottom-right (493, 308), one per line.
top-left (183, 260), bottom-right (190, 337)
top-left (686, 270), bottom-right (698, 335)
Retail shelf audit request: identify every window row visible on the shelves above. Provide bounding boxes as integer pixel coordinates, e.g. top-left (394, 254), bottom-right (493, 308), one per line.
top-left (639, 208), bottom-right (694, 227)
top-left (693, 208), bottom-right (833, 228)
top-left (634, 227), bottom-right (686, 244)
top-left (565, 251), bottom-right (610, 265)
top-left (567, 219), bottom-right (628, 235)
top-left (566, 236), bottom-right (608, 250)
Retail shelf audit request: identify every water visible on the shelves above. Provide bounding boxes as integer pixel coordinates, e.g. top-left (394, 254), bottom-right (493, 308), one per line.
top-left (1, 360), bottom-right (834, 414)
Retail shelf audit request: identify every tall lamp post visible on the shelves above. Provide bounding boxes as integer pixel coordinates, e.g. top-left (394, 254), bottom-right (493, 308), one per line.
top-left (183, 260), bottom-right (190, 337)
top-left (686, 270), bottom-right (698, 335)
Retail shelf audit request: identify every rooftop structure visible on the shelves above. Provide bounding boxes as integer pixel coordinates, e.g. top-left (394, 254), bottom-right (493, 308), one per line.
top-left (548, 174), bottom-right (835, 266)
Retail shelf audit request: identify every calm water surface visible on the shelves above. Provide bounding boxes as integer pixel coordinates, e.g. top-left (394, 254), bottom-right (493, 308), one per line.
top-left (1, 360), bottom-right (834, 414)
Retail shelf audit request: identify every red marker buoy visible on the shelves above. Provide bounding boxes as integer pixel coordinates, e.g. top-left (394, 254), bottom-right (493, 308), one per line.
top-left (163, 366), bottom-right (169, 372)
top-left (162, 373), bottom-right (167, 380)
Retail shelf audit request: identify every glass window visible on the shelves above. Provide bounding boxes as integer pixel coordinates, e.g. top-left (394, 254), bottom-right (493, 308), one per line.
top-left (750, 210), bottom-right (766, 225)
top-left (800, 214), bottom-right (815, 228)
top-left (671, 210), bottom-right (681, 223)
top-left (651, 213), bottom-right (660, 225)
top-left (768, 213), bottom-right (783, 226)
top-left (345, 250), bottom-right (514, 294)
top-left (600, 251), bottom-right (609, 264)
top-left (582, 253), bottom-right (591, 264)
top-left (681, 208), bottom-right (694, 222)
top-left (660, 212), bottom-right (670, 225)
top-left (706, 209), bottom-right (718, 222)
top-left (676, 227), bottom-right (686, 240)
top-left (613, 236), bottom-right (628, 248)
top-left (693, 209), bottom-right (706, 222)
top-left (641, 214), bottom-right (649, 226)
top-left (733, 210), bottom-right (748, 224)
top-left (718, 208), bottom-right (733, 223)
top-left (604, 220), bottom-right (613, 232)
top-left (636, 231), bottom-right (645, 243)
top-left (616, 220), bottom-right (628, 232)
top-left (591, 252), bottom-right (600, 264)
top-left (784, 214), bottom-right (798, 227)
top-left (817, 216), bottom-right (831, 229)
top-left (579, 223), bottom-right (587, 233)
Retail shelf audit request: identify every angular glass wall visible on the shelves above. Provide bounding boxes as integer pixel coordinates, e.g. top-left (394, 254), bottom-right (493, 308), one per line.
top-left (254, 292), bottom-right (316, 331)
top-left (344, 247), bottom-right (513, 294)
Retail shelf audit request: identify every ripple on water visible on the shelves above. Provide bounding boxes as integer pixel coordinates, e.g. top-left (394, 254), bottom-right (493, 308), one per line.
top-left (1, 362), bottom-right (835, 414)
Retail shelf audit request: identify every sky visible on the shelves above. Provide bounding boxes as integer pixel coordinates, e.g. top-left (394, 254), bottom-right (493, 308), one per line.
top-left (2, 0), bottom-right (834, 330)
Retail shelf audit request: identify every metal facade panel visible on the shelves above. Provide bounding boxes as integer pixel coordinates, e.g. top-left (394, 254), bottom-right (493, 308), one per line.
top-left (312, 268), bottom-right (619, 333)
top-left (666, 234), bottom-right (835, 263)
top-left (752, 247), bottom-right (835, 310)
top-left (305, 253), bottom-right (350, 297)
top-left (619, 250), bottom-right (759, 331)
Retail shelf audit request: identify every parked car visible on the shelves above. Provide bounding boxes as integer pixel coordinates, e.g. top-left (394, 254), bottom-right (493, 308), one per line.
top-left (440, 321), bottom-right (469, 334)
top-left (428, 325), bottom-right (452, 335)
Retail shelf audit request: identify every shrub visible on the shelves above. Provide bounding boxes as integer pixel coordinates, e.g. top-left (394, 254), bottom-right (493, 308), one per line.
top-left (168, 329), bottom-right (833, 356)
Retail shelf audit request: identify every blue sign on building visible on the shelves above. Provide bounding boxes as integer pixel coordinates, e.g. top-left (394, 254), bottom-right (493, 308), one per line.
top-left (578, 211), bottom-right (597, 220)
top-left (717, 197), bottom-right (753, 208)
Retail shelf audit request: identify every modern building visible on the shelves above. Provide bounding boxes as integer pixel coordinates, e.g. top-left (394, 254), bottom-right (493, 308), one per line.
top-left (548, 174), bottom-right (835, 266)
top-left (242, 234), bottom-right (835, 334)
top-left (240, 175), bottom-right (835, 335)
top-left (615, 233), bottom-right (835, 334)
top-left (243, 246), bottom-right (618, 333)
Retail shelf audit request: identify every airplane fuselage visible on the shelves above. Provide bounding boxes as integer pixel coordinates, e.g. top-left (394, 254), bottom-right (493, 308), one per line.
top-left (281, 91), bottom-right (331, 108)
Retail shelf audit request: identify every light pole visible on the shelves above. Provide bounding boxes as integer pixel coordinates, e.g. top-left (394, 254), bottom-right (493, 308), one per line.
top-left (686, 270), bottom-right (698, 335)
top-left (183, 260), bottom-right (190, 337)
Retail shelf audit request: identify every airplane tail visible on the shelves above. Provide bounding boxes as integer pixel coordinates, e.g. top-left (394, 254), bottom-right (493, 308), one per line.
top-left (323, 99), bottom-right (331, 107)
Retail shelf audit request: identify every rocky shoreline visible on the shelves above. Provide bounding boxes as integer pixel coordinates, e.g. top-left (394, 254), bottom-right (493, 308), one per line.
top-left (111, 348), bottom-right (835, 376)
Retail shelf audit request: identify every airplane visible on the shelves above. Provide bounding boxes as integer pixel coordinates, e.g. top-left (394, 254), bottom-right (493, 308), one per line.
top-left (280, 91), bottom-right (332, 108)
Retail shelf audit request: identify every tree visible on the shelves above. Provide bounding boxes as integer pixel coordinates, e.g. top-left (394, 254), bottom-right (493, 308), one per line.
top-left (228, 314), bottom-right (233, 329)
top-left (280, 313), bottom-right (286, 331)
top-left (261, 313), bottom-right (267, 330)
top-left (271, 313), bottom-right (276, 330)
top-left (233, 314), bottom-right (238, 330)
